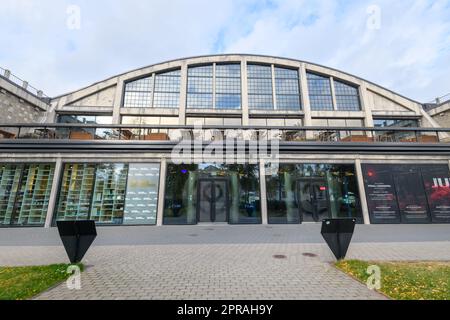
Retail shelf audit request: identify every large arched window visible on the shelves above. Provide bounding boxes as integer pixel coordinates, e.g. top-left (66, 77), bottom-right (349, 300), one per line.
top-left (123, 69), bottom-right (181, 108)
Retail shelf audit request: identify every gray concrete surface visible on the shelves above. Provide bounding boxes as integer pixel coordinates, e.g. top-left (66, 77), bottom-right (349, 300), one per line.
top-left (1, 224), bottom-right (449, 246)
top-left (1, 225), bottom-right (449, 300)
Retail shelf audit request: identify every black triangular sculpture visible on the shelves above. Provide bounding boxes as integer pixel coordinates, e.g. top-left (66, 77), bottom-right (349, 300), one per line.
top-left (57, 221), bottom-right (97, 264)
top-left (321, 218), bottom-right (356, 260)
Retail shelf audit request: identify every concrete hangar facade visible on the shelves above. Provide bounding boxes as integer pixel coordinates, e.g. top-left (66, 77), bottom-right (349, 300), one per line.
top-left (0, 54), bottom-right (449, 228)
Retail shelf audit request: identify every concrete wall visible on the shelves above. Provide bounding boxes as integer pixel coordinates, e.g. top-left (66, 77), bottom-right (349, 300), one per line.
top-left (0, 88), bottom-right (47, 124)
top-left (427, 102), bottom-right (450, 128)
top-left (0, 75), bottom-right (50, 125)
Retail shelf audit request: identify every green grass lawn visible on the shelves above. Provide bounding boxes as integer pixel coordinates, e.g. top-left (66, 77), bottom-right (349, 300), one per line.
top-left (336, 260), bottom-right (450, 300)
top-left (0, 264), bottom-right (82, 300)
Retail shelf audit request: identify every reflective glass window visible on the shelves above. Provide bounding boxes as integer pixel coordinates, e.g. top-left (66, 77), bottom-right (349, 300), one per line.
top-left (216, 64), bottom-right (241, 110)
top-left (362, 164), bottom-right (450, 224)
top-left (187, 65), bottom-right (213, 109)
top-left (307, 72), bottom-right (334, 111)
top-left (373, 119), bottom-right (419, 128)
top-left (55, 163), bottom-right (160, 225)
top-left (334, 80), bottom-right (361, 111)
top-left (275, 67), bottom-right (301, 111)
top-left (57, 114), bottom-right (112, 125)
top-left (0, 164), bottom-right (55, 226)
top-left (248, 64), bottom-right (274, 110)
top-left (123, 76), bottom-right (153, 108)
top-left (164, 164), bottom-right (261, 225)
top-left (153, 69), bottom-right (181, 108)
top-left (265, 163), bottom-right (363, 224)
top-left (124, 164), bottom-right (160, 225)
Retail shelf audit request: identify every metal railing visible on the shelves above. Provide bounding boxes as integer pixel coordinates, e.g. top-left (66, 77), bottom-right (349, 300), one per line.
top-left (0, 124), bottom-right (449, 144)
top-left (426, 93), bottom-right (450, 106)
top-left (0, 67), bottom-right (50, 101)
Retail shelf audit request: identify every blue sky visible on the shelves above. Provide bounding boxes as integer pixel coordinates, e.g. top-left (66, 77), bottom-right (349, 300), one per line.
top-left (0, 0), bottom-right (449, 102)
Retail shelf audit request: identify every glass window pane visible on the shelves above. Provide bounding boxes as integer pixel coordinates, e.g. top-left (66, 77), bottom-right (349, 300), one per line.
top-left (11, 164), bottom-right (55, 226)
top-left (248, 64), bottom-right (274, 110)
top-left (265, 163), bottom-right (362, 224)
top-left (334, 80), bottom-right (361, 111)
top-left (123, 76), bottom-right (153, 108)
top-left (153, 69), bottom-right (181, 108)
top-left (373, 119), bottom-right (419, 128)
top-left (0, 164), bottom-right (23, 226)
top-left (274, 67), bottom-right (299, 79)
top-left (216, 94), bottom-right (241, 109)
top-left (56, 164), bottom-right (96, 221)
top-left (307, 72), bottom-right (334, 111)
top-left (247, 64), bottom-right (272, 78)
top-left (248, 94), bottom-right (274, 110)
top-left (124, 164), bottom-right (160, 225)
top-left (188, 64), bottom-right (215, 110)
top-left (276, 95), bottom-right (301, 110)
top-left (216, 64), bottom-right (241, 78)
top-left (188, 65), bottom-right (213, 77)
top-left (163, 164), bottom-right (261, 225)
top-left (187, 93), bottom-right (213, 109)
top-left (90, 164), bottom-right (128, 224)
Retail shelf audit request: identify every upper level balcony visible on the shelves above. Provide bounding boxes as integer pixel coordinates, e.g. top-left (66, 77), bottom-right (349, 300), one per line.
top-left (0, 124), bottom-right (449, 144)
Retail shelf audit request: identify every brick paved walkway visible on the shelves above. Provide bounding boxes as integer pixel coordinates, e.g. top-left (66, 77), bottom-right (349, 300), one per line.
top-left (1, 225), bottom-right (449, 300)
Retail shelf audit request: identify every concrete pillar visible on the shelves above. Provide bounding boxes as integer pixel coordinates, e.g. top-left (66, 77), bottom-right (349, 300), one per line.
top-left (259, 160), bottom-right (268, 225)
top-left (156, 158), bottom-right (167, 226)
top-left (179, 62), bottom-right (188, 125)
top-left (330, 77), bottom-right (338, 111)
top-left (299, 63), bottom-right (313, 139)
top-left (271, 64), bottom-right (277, 110)
top-left (212, 63), bottom-right (217, 110)
top-left (241, 59), bottom-right (249, 126)
top-left (45, 158), bottom-right (63, 228)
top-left (359, 83), bottom-right (374, 127)
top-left (112, 76), bottom-right (124, 124)
top-left (22, 81), bottom-right (29, 90)
top-left (354, 159), bottom-right (371, 225)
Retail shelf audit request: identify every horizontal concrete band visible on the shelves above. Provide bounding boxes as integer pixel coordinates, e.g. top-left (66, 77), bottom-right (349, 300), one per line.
top-left (1, 140), bottom-right (450, 155)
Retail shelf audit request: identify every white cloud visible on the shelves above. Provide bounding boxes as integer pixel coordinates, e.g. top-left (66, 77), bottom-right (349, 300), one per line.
top-left (0, 0), bottom-right (449, 101)
top-left (223, 0), bottom-right (450, 102)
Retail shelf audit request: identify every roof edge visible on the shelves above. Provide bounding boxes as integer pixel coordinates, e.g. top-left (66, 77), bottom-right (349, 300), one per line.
top-left (51, 53), bottom-right (423, 105)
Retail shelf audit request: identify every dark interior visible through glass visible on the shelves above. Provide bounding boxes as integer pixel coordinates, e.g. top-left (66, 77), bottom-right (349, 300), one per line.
top-left (163, 163), bottom-right (261, 225)
top-left (265, 163), bottom-right (363, 224)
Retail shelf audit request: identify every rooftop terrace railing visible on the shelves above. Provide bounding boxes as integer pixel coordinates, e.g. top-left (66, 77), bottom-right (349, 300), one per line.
top-left (0, 67), bottom-right (50, 102)
top-left (0, 124), bottom-right (449, 144)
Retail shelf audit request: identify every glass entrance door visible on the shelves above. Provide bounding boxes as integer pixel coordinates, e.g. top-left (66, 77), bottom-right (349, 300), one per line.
top-left (197, 179), bottom-right (229, 223)
top-left (297, 179), bottom-right (330, 222)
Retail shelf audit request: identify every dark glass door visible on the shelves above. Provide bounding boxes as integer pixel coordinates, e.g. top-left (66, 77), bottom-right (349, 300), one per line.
top-left (197, 179), bottom-right (229, 223)
top-left (297, 179), bottom-right (330, 222)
